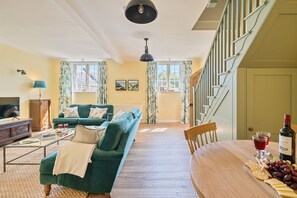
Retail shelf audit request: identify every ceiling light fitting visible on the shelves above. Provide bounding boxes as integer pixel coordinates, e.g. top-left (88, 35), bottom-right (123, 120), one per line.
top-left (17, 69), bottom-right (26, 75)
top-left (125, 0), bottom-right (158, 24)
top-left (140, 38), bottom-right (154, 62)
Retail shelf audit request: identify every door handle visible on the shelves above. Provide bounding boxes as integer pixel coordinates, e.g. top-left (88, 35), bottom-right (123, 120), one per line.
top-left (248, 127), bottom-right (254, 131)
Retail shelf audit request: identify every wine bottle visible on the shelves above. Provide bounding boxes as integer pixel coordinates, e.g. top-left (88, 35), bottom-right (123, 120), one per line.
top-left (279, 114), bottom-right (295, 163)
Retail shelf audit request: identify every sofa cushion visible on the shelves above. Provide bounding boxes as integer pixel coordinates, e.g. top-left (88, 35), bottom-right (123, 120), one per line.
top-left (78, 118), bottom-right (105, 125)
top-left (70, 104), bottom-right (91, 118)
top-left (63, 107), bottom-right (80, 118)
top-left (99, 118), bottom-right (130, 150)
top-left (91, 105), bottom-right (113, 115)
top-left (111, 110), bottom-right (126, 122)
top-left (119, 112), bottom-right (134, 123)
top-left (53, 118), bottom-right (79, 124)
top-left (72, 125), bottom-right (105, 144)
top-left (88, 107), bottom-right (108, 118)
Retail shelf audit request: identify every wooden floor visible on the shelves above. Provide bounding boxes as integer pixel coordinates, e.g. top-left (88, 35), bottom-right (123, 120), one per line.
top-left (88, 123), bottom-right (199, 198)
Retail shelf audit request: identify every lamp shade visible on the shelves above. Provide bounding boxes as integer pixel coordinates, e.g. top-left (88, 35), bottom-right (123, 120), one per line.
top-left (140, 53), bottom-right (154, 62)
top-left (140, 38), bottom-right (154, 62)
top-left (125, 0), bottom-right (158, 24)
top-left (33, 81), bottom-right (46, 88)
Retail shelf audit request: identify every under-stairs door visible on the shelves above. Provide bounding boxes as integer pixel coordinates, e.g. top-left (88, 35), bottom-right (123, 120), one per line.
top-left (246, 68), bottom-right (297, 142)
top-left (190, 69), bottom-right (202, 127)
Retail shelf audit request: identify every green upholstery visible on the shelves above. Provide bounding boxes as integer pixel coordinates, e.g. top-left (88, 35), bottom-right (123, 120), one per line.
top-left (70, 104), bottom-right (91, 118)
top-left (78, 118), bottom-right (105, 126)
top-left (40, 108), bottom-right (142, 194)
top-left (53, 104), bottom-right (114, 128)
top-left (52, 118), bottom-right (79, 125)
top-left (99, 119), bottom-right (127, 150)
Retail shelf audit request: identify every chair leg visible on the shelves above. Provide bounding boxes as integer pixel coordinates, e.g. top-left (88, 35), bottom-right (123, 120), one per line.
top-left (44, 184), bottom-right (51, 196)
top-left (105, 193), bottom-right (111, 198)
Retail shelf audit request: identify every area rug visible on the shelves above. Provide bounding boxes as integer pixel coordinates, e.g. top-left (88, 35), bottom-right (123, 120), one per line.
top-left (0, 140), bottom-right (87, 198)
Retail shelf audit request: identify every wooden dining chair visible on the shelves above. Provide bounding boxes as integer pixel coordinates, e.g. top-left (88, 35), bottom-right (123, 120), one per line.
top-left (184, 122), bottom-right (218, 154)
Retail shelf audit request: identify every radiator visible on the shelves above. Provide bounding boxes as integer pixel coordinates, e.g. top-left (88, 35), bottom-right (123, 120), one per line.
top-left (113, 104), bottom-right (143, 114)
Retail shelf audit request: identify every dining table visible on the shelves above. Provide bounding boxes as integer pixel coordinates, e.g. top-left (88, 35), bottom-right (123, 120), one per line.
top-left (190, 140), bottom-right (283, 198)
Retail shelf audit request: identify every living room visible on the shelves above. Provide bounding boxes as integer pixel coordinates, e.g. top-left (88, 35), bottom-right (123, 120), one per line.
top-left (1, 0), bottom-right (297, 197)
top-left (0, 0), bottom-right (211, 197)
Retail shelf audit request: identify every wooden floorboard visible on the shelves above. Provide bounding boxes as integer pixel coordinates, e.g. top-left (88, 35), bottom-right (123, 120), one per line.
top-left (88, 123), bottom-right (199, 198)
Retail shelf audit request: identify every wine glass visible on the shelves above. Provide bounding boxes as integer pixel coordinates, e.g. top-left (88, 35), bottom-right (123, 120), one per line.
top-left (256, 131), bottom-right (271, 157)
top-left (252, 135), bottom-right (268, 159)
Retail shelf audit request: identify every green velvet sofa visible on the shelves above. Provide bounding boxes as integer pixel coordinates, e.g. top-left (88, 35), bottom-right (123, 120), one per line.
top-left (40, 108), bottom-right (142, 197)
top-left (52, 104), bottom-right (114, 129)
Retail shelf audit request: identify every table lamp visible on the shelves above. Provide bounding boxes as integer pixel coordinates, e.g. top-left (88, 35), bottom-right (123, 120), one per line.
top-left (33, 80), bottom-right (46, 99)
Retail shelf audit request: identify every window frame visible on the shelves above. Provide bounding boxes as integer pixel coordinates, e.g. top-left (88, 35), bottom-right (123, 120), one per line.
top-left (157, 61), bottom-right (182, 92)
top-left (71, 62), bottom-right (99, 93)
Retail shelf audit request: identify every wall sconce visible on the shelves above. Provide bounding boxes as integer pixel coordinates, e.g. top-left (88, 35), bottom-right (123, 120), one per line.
top-left (17, 69), bottom-right (26, 75)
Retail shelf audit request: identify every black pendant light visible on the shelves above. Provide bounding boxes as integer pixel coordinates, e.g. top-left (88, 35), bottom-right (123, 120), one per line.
top-left (140, 38), bottom-right (154, 62)
top-left (125, 0), bottom-right (158, 24)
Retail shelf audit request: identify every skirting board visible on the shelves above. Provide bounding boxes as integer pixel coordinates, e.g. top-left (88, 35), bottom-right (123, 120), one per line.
top-left (156, 120), bottom-right (181, 123)
top-left (140, 120), bottom-right (181, 124)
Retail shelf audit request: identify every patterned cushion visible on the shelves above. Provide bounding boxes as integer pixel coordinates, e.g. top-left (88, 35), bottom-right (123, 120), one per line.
top-left (88, 108), bottom-right (108, 118)
top-left (63, 107), bottom-right (80, 118)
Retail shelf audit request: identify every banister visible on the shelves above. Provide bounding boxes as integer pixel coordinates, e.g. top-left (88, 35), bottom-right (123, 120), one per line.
top-left (194, 0), bottom-right (268, 125)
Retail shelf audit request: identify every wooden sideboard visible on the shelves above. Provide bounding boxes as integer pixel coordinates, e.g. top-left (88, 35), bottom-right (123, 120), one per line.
top-left (29, 99), bottom-right (52, 132)
top-left (0, 118), bottom-right (32, 146)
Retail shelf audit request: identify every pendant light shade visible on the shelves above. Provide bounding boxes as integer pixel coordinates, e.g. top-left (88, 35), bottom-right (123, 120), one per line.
top-left (140, 38), bottom-right (154, 62)
top-left (125, 0), bottom-right (158, 24)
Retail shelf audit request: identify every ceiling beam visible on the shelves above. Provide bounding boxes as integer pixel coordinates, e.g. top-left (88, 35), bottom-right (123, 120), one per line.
top-left (54, 0), bottom-right (123, 63)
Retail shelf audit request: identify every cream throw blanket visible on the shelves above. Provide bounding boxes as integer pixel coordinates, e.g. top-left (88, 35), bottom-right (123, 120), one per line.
top-left (53, 142), bottom-right (96, 178)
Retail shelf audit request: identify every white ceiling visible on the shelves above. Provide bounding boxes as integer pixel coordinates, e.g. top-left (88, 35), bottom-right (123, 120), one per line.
top-left (0, 0), bottom-right (217, 63)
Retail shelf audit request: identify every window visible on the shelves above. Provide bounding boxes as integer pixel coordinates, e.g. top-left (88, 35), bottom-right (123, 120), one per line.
top-left (72, 63), bottom-right (98, 92)
top-left (157, 62), bottom-right (181, 92)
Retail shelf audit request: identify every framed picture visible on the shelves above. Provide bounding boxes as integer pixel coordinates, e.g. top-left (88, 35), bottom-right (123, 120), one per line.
top-left (128, 80), bottom-right (139, 91)
top-left (115, 80), bottom-right (126, 91)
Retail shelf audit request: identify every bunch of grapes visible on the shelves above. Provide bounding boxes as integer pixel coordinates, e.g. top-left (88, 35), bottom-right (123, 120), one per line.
top-left (267, 160), bottom-right (297, 190)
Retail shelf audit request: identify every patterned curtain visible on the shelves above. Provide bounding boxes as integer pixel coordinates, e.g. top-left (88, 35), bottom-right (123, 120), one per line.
top-left (146, 61), bottom-right (158, 124)
top-left (97, 61), bottom-right (107, 104)
top-left (58, 61), bottom-right (72, 112)
top-left (180, 61), bottom-right (192, 123)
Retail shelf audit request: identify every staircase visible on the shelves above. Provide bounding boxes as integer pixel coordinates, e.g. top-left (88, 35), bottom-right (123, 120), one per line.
top-left (194, 0), bottom-right (276, 126)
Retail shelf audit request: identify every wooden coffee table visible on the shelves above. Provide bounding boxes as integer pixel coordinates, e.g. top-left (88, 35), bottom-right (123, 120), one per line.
top-left (3, 128), bottom-right (74, 172)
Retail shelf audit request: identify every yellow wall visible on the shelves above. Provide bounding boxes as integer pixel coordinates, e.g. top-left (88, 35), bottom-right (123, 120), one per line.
top-left (0, 42), bottom-right (203, 123)
top-left (106, 60), bottom-right (147, 120)
top-left (73, 59), bottom-right (203, 122)
top-left (0, 43), bottom-right (59, 119)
